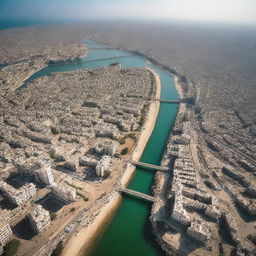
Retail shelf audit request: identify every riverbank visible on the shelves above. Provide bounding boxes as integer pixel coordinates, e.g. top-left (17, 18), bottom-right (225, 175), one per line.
top-left (1, 45), bottom-right (87, 95)
top-left (173, 75), bottom-right (184, 100)
top-left (120, 68), bottom-right (161, 186)
top-left (0, 61), bottom-right (47, 95)
top-left (61, 68), bottom-right (161, 256)
top-left (150, 75), bottom-right (186, 255)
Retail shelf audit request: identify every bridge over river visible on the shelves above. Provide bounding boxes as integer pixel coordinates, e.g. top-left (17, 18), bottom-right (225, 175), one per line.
top-left (129, 161), bottom-right (169, 172)
top-left (154, 98), bottom-right (180, 104)
top-left (119, 188), bottom-right (155, 202)
top-left (48, 54), bottom-right (135, 66)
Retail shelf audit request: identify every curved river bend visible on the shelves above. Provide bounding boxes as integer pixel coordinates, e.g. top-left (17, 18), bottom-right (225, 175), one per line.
top-left (21, 39), bottom-right (179, 256)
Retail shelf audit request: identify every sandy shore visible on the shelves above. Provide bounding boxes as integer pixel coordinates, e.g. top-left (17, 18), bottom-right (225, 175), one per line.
top-left (62, 68), bottom-right (161, 256)
top-left (120, 67), bottom-right (161, 186)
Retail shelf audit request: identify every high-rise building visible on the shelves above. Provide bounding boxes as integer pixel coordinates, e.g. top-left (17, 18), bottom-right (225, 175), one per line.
top-left (96, 155), bottom-right (111, 177)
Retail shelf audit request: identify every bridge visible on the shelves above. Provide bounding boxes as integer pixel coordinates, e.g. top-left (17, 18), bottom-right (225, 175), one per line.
top-left (129, 161), bottom-right (169, 172)
top-left (120, 188), bottom-right (155, 202)
top-left (88, 47), bottom-right (115, 50)
top-left (48, 55), bottom-right (135, 66)
top-left (154, 98), bottom-right (180, 104)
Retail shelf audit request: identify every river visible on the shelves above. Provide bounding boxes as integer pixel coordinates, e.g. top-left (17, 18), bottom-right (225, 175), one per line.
top-left (18, 39), bottom-right (179, 256)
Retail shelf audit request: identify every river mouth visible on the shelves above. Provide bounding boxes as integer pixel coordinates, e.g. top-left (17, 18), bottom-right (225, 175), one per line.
top-left (15, 39), bottom-right (179, 256)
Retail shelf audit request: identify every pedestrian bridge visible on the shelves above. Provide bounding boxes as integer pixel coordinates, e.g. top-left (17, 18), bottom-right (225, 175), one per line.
top-left (119, 188), bottom-right (155, 202)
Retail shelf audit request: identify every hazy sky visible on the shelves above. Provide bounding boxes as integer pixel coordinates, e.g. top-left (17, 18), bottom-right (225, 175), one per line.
top-left (1, 0), bottom-right (256, 25)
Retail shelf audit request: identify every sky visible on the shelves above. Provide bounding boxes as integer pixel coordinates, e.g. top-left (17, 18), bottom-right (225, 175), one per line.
top-left (0, 0), bottom-right (256, 25)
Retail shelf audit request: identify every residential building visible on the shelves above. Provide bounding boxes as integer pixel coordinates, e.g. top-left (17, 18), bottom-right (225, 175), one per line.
top-left (28, 205), bottom-right (51, 234)
top-left (35, 163), bottom-right (54, 185)
top-left (94, 139), bottom-right (117, 156)
top-left (171, 183), bottom-right (191, 225)
top-left (51, 183), bottom-right (76, 202)
top-left (187, 218), bottom-right (211, 244)
top-left (0, 221), bottom-right (13, 247)
top-left (96, 155), bottom-right (111, 177)
top-left (0, 181), bottom-right (36, 206)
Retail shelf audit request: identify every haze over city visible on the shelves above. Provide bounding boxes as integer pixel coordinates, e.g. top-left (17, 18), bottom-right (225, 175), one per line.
top-left (1, 0), bottom-right (256, 25)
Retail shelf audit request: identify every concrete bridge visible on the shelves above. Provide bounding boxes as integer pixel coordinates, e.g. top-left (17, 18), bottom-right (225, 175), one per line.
top-left (120, 188), bottom-right (155, 202)
top-left (154, 98), bottom-right (180, 104)
top-left (129, 161), bottom-right (169, 172)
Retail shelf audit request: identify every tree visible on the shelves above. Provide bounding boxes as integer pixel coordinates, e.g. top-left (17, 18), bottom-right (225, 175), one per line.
top-left (51, 242), bottom-right (64, 256)
top-left (121, 148), bottom-right (129, 155)
top-left (4, 239), bottom-right (21, 256)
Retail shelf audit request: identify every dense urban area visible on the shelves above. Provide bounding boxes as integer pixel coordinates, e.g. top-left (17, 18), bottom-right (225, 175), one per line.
top-left (0, 22), bottom-right (255, 256)
top-left (0, 30), bottom-right (157, 254)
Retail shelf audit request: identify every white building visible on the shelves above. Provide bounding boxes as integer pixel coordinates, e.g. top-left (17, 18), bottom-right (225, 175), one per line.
top-left (0, 221), bottom-right (13, 247)
top-left (51, 183), bottom-right (76, 202)
top-left (0, 181), bottom-right (36, 206)
top-left (171, 183), bottom-right (190, 225)
top-left (96, 155), bottom-right (111, 177)
top-left (35, 163), bottom-right (54, 185)
top-left (28, 205), bottom-right (51, 234)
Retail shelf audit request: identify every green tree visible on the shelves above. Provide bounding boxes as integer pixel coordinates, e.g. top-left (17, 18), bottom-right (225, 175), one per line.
top-left (4, 239), bottom-right (21, 256)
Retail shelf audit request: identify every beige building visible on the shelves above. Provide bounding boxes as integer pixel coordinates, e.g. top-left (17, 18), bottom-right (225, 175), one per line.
top-left (0, 221), bottom-right (13, 247)
top-left (0, 181), bottom-right (36, 206)
top-left (51, 183), bottom-right (76, 202)
top-left (187, 218), bottom-right (211, 243)
top-left (35, 164), bottom-right (54, 185)
top-left (28, 205), bottom-right (51, 234)
top-left (94, 139), bottom-right (117, 156)
top-left (171, 183), bottom-right (191, 225)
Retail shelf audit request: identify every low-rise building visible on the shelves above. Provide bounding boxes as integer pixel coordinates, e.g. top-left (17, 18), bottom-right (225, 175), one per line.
top-left (0, 221), bottom-right (13, 247)
top-left (28, 205), bottom-right (51, 234)
top-left (96, 155), bottom-right (111, 177)
top-left (79, 156), bottom-right (97, 167)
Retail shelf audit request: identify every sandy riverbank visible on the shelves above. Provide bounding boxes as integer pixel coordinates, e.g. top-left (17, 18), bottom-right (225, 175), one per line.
top-left (120, 67), bottom-right (161, 186)
top-left (62, 68), bottom-right (161, 256)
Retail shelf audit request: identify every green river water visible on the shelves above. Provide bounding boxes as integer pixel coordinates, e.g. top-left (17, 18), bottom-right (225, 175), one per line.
top-left (20, 39), bottom-right (179, 256)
